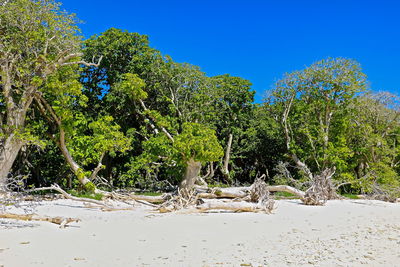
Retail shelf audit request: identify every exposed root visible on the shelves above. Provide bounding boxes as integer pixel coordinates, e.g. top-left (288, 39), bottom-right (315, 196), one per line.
top-left (302, 167), bottom-right (339, 205)
top-left (158, 188), bottom-right (199, 213)
top-left (161, 177), bottom-right (276, 214)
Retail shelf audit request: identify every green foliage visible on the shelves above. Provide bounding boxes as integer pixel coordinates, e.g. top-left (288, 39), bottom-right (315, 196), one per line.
top-left (273, 192), bottom-right (299, 199)
top-left (83, 181), bottom-right (96, 193)
top-left (68, 189), bottom-right (103, 200)
top-left (116, 73), bottom-right (147, 101)
top-left (341, 193), bottom-right (360, 199)
top-left (174, 123), bottom-right (223, 163)
top-left (139, 192), bottom-right (162, 196)
top-left (3, 5), bottom-right (398, 198)
top-left (270, 57), bottom-right (367, 179)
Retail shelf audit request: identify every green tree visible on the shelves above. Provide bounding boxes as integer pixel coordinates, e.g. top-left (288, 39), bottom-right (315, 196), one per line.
top-left (115, 73), bottom-right (223, 193)
top-left (269, 58), bottom-right (367, 183)
top-left (0, 0), bottom-right (90, 190)
top-left (345, 92), bottom-right (400, 197)
top-left (33, 66), bottom-right (131, 191)
top-left (81, 29), bottom-right (226, 189)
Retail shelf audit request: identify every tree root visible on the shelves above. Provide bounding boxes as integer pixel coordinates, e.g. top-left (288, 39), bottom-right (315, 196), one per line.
top-left (302, 167), bottom-right (339, 205)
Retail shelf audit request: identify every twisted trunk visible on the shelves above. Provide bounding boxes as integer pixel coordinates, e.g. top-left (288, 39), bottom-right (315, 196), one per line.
top-left (57, 129), bottom-right (91, 186)
top-left (179, 158), bottom-right (202, 195)
top-left (0, 134), bottom-right (24, 191)
top-left (0, 97), bottom-right (33, 191)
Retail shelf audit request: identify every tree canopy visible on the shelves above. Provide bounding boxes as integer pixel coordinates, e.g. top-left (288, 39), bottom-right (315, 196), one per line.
top-left (1, 0), bottom-right (399, 200)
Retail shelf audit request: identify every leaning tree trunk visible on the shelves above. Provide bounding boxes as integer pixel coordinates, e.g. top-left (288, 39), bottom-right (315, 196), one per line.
top-left (33, 95), bottom-right (93, 190)
top-left (0, 134), bottom-right (24, 191)
top-left (222, 133), bottom-right (233, 181)
top-left (57, 129), bottom-right (92, 188)
top-left (179, 158), bottom-right (202, 196)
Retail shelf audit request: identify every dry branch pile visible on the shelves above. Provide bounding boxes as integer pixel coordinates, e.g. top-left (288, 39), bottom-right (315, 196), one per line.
top-left (197, 177), bottom-right (276, 213)
top-left (302, 168), bottom-right (339, 205)
top-left (0, 168), bottom-right (349, 228)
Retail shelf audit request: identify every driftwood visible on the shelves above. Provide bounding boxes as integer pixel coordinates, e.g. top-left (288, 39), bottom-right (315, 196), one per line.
top-left (197, 200), bottom-right (274, 213)
top-left (0, 213), bottom-right (79, 228)
top-left (267, 185), bottom-right (305, 198)
top-left (196, 177), bottom-right (276, 213)
top-left (28, 184), bottom-right (134, 210)
top-left (158, 188), bottom-right (199, 213)
top-left (197, 187), bottom-right (249, 199)
top-left (302, 167), bottom-right (338, 205)
top-left (197, 185), bottom-right (305, 199)
top-left (128, 193), bottom-right (171, 204)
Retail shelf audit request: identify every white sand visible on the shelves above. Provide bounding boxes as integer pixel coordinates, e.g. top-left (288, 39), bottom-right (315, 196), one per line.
top-left (1, 199), bottom-right (399, 267)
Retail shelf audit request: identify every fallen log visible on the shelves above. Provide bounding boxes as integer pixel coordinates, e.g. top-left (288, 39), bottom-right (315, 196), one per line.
top-left (28, 184), bottom-right (134, 210)
top-left (128, 193), bottom-right (171, 204)
top-left (197, 200), bottom-right (275, 213)
top-left (197, 185), bottom-right (305, 199)
top-left (266, 185), bottom-right (305, 199)
top-left (0, 213), bottom-right (79, 228)
top-left (197, 187), bottom-right (249, 199)
top-left (29, 184), bottom-right (114, 207)
top-left (196, 177), bottom-right (276, 213)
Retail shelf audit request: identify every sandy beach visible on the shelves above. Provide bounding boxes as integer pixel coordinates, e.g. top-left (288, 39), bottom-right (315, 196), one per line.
top-left (1, 199), bottom-right (399, 267)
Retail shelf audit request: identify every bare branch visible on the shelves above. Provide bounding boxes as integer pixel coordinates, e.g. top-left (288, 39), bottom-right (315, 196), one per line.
top-left (60, 55), bottom-right (103, 67)
top-left (90, 152), bottom-right (105, 180)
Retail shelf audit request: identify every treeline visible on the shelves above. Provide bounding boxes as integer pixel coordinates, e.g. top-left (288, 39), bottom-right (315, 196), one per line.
top-left (1, 0), bottom-right (399, 198)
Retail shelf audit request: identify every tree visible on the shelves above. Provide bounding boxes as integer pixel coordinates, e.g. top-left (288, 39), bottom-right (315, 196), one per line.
top-left (345, 92), bottom-right (400, 197)
top-left (268, 58), bottom-right (367, 202)
top-left (32, 64), bottom-right (131, 191)
top-left (115, 73), bottom-right (223, 194)
top-left (209, 74), bottom-right (254, 182)
top-left (81, 29), bottom-right (227, 189)
top-left (0, 0), bottom-right (101, 190)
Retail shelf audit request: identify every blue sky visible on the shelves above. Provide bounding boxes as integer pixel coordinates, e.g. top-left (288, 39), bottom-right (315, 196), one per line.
top-left (61, 0), bottom-right (400, 102)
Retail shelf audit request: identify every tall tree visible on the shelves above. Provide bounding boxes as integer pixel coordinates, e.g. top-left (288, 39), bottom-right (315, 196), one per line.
top-left (0, 0), bottom-right (99, 190)
top-left (114, 73), bottom-right (223, 193)
top-left (269, 58), bottom-right (367, 182)
top-left (345, 92), bottom-right (400, 196)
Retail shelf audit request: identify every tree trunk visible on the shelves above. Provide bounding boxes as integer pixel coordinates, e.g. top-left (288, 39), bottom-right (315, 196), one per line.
top-left (197, 185), bottom-right (305, 199)
top-left (197, 200), bottom-right (275, 213)
top-left (0, 86), bottom-right (33, 191)
top-left (222, 133), bottom-right (233, 181)
top-left (57, 129), bottom-right (91, 187)
top-left (33, 95), bottom-right (92, 188)
top-left (179, 158), bottom-right (202, 194)
top-left (0, 134), bottom-right (24, 191)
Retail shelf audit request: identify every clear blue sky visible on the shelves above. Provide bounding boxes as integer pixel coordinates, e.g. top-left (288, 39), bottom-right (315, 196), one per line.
top-left (61, 0), bottom-right (400, 102)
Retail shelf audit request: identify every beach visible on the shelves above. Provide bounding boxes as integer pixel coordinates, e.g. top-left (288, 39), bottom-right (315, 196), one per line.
top-left (1, 199), bottom-right (399, 266)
